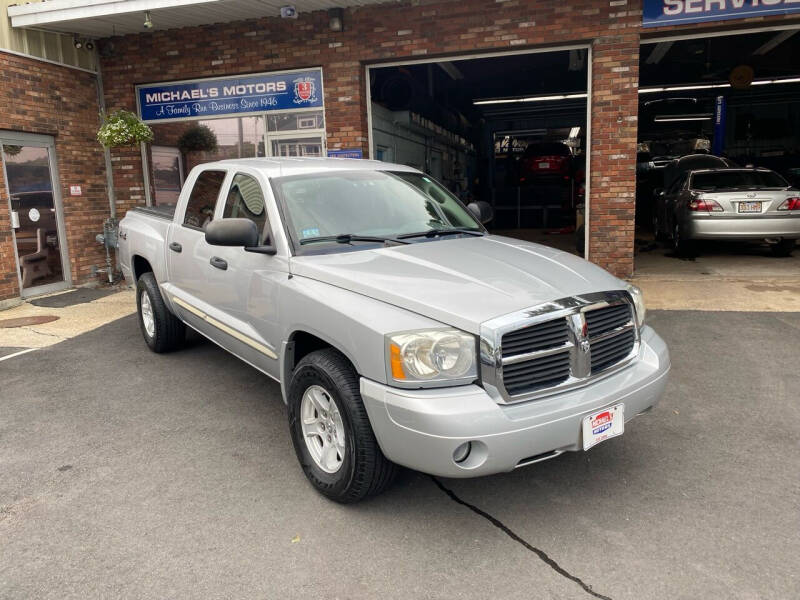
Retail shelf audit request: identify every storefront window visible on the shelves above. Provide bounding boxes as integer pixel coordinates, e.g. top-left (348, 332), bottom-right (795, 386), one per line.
top-left (138, 69), bottom-right (326, 205)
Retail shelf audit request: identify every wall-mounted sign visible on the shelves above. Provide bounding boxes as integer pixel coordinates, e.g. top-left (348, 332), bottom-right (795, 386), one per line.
top-left (70, 185), bottom-right (82, 196)
top-left (327, 148), bottom-right (363, 159)
top-left (712, 95), bottom-right (727, 156)
top-left (136, 68), bottom-right (324, 123)
top-left (643, 0), bottom-right (800, 28)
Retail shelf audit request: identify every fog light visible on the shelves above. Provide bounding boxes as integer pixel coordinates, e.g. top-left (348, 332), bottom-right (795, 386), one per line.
top-left (453, 442), bottom-right (472, 464)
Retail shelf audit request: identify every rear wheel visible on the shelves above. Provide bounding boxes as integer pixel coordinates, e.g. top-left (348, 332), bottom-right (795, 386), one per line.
top-left (288, 348), bottom-right (396, 503)
top-left (672, 221), bottom-right (696, 258)
top-left (770, 238), bottom-right (796, 257)
top-left (136, 272), bottom-right (185, 353)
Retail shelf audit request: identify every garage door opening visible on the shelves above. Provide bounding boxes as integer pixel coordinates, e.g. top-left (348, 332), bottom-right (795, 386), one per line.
top-left (636, 28), bottom-right (800, 276)
top-left (367, 47), bottom-right (589, 256)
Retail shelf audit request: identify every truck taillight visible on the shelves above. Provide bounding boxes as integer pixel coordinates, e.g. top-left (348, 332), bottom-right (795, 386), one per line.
top-left (777, 197), bottom-right (800, 211)
top-left (688, 198), bottom-right (723, 212)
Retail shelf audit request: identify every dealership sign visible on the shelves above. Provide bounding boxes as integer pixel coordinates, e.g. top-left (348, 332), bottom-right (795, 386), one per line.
top-left (137, 69), bottom-right (323, 122)
top-left (643, 0), bottom-right (800, 27)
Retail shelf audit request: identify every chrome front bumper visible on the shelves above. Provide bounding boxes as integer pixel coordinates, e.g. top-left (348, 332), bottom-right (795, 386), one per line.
top-left (360, 326), bottom-right (670, 478)
top-left (684, 214), bottom-right (800, 240)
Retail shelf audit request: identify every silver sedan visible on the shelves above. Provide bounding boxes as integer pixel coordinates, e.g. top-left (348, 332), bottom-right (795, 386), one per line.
top-left (654, 168), bottom-right (800, 256)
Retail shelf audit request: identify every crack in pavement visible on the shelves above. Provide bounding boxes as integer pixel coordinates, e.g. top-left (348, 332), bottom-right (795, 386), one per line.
top-left (19, 326), bottom-right (66, 340)
top-left (431, 476), bottom-right (613, 600)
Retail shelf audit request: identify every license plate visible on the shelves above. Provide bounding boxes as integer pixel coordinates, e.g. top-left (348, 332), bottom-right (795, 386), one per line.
top-left (538, 162), bottom-right (550, 169)
top-left (582, 404), bottom-right (624, 451)
top-left (738, 201), bottom-right (761, 213)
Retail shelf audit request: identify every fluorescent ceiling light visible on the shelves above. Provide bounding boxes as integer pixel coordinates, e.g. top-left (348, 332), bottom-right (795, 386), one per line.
top-left (645, 41), bottom-right (673, 65)
top-left (654, 114), bottom-right (712, 122)
top-left (753, 30), bottom-right (797, 56)
top-left (437, 61), bottom-right (464, 80)
top-left (474, 92), bottom-right (587, 105)
top-left (639, 76), bottom-right (800, 94)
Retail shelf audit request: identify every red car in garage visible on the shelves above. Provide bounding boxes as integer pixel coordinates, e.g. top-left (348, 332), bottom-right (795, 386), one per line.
top-left (518, 142), bottom-right (573, 183)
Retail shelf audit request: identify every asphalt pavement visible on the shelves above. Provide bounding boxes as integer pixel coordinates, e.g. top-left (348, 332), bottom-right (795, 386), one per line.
top-left (1, 311), bottom-right (798, 599)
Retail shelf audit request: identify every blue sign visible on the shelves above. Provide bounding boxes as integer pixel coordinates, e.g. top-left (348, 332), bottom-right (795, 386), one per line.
top-left (643, 0), bottom-right (800, 28)
top-left (712, 96), bottom-right (727, 156)
top-left (327, 148), bottom-right (363, 159)
top-left (137, 69), bottom-right (323, 122)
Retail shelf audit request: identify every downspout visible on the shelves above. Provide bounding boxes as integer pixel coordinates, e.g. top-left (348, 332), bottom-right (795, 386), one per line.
top-left (94, 53), bottom-right (116, 220)
top-left (94, 53), bottom-right (118, 282)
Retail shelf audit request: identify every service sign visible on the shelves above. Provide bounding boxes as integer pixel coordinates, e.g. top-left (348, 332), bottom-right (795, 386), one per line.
top-left (137, 69), bottom-right (323, 122)
top-left (643, 0), bottom-right (800, 27)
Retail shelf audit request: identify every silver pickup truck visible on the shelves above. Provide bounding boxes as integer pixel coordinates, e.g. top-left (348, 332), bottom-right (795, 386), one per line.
top-left (118, 158), bottom-right (670, 503)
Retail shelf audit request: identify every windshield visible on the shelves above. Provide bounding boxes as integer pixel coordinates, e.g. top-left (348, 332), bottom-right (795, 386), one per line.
top-left (690, 170), bottom-right (788, 191)
top-left (272, 170), bottom-right (483, 251)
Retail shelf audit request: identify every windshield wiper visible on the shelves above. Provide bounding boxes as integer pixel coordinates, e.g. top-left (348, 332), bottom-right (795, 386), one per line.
top-left (397, 228), bottom-right (485, 240)
top-left (299, 233), bottom-right (409, 246)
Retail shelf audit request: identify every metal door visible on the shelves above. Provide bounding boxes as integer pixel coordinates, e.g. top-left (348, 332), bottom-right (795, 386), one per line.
top-left (1, 131), bottom-right (71, 297)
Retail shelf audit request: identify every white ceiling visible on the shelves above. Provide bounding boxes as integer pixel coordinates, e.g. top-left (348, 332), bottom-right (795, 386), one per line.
top-left (8, 0), bottom-right (398, 37)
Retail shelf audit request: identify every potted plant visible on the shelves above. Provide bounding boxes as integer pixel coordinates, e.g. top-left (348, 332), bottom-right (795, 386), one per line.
top-left (177, 124), bottom-right (218, 154)
top-left (97, 110), bottom-right (153, 148)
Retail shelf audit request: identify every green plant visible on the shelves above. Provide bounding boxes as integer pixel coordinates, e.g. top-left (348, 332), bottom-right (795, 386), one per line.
top-left (97, 110), bottom-right (153, 148)
top-left (177, 124), bottom-right (218, 154)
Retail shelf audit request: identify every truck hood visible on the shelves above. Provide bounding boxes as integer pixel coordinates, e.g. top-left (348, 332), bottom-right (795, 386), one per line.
top-left (289, 235), bottom-right (625, 334)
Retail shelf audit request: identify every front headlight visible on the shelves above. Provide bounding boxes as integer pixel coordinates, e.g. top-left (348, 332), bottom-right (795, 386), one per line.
top-left (626, 284), bottom-right (646, 327)
top-left (386, 328), bottom-right (477, 386)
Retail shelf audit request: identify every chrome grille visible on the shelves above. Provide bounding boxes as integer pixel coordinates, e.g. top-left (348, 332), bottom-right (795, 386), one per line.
top-left (501, 319), bottom-right (569, 358)
top-left (481, 292), bottom-right (640, 404)
top-left (591, 328), bottom-right (636, 373)
top-left (586, 304), bottom-right (632, 337)
top-left (502, 348), bottom-right (572, 395)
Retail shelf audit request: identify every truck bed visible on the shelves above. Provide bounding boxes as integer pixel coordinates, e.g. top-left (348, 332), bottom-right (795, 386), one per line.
top-left (131, 204), bottom-right (176, 220)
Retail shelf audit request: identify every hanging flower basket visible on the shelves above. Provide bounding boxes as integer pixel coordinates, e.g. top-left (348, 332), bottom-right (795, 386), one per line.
top-left (178, 124), bottom-right (218, 154)
top-left (97, 110), bottom-right (153, 148)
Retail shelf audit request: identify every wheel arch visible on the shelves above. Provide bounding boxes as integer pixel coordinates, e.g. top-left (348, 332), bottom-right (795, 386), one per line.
top-left (282, 329), bottom-right (362, 398)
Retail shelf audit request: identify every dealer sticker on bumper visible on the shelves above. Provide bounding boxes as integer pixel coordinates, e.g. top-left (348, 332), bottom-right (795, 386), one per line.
top-left (582, 404), bottom-right (624, 451)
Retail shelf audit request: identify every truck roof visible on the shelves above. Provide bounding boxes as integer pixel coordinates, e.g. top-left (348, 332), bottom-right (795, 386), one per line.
top-left (200, 157), bottom-right (420, 178)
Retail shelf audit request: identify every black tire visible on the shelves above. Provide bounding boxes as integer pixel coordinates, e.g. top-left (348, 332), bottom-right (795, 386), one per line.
top-left (653, 212), bottom-right (667, 243)
top-left (136, 272), bottom-right (186, 353)
top-left (770, 239), bottom-right (795, 257)
top-left (672, 221), bottom-right (696, 258)
top-left (287, 348), bottom-right (397, 503)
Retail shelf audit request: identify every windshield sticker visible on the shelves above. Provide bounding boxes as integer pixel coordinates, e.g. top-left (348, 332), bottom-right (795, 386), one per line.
top-left (301, 228), bottom-right (320, 238)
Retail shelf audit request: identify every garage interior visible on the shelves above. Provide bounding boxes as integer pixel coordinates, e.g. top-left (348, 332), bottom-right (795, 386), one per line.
top-left (636, 28), bottom-right (800, 273)
top-left (368, 49), bottom-right (588, 255)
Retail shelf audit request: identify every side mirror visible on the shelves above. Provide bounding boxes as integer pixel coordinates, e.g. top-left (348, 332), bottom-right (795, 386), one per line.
top-left (467, 201), bottom-right (494, 224)
top-left (205, 218), bottom-right (259, 247)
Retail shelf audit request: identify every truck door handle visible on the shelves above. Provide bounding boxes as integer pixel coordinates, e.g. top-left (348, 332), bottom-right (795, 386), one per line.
top-left (169, 242), bottom-right (182, 253)
top-left (210, 256), bottom-right (228, 271)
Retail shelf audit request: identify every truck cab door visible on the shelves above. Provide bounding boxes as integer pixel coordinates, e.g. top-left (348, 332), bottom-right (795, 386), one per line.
top-left (201, 171), bottom-right (287, 379)
top-left (164, 168), bottom-right (228, 342)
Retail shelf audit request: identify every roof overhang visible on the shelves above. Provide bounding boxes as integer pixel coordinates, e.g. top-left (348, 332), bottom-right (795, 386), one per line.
top-left (8, 0), bottom-right (397, 37)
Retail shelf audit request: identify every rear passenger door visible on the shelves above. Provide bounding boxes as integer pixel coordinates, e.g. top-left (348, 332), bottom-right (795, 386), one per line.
top-left (200, 170), bottom-right (287, 379)
top-left (165, 168), bottom-right (228, 341)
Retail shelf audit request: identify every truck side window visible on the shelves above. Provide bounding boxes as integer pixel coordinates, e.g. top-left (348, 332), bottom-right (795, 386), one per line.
top-left (184, 170), bottom-right (226, 230)
top-left (222, 173), bottom-right (271, 244)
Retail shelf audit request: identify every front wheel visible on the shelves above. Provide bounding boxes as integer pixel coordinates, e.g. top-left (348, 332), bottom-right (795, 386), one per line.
top-left (136, 272), bottom-right (186, 353)
top-left (287, 348), bottom-right (396, 503)
top-left (770, 239), bottom-right (796, 257)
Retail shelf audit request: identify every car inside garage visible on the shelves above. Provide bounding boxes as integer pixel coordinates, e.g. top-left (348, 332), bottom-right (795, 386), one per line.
top-left (367, 48), bottom-right (588, 255)
top-left (636, 28), bottom-right (800, 273)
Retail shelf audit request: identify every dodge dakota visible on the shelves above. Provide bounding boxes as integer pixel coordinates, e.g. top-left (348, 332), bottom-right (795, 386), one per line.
top-left (118, 158), bottom-right (670, 503)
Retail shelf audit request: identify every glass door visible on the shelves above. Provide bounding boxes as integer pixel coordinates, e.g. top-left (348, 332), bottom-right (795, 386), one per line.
top-left (1, 132), bottom-right (70, 296)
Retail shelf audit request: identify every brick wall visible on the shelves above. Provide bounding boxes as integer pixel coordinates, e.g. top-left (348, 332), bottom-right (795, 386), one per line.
top-left (0, 51), bottom-right (109, 301)
top-left (98, 0), bottom-right (800, 278)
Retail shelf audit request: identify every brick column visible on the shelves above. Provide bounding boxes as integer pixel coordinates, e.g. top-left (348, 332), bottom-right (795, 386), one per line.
top-left (588, 33), bottom-right (640, 279)
top-left (0, 164), bottom-right (22, 302)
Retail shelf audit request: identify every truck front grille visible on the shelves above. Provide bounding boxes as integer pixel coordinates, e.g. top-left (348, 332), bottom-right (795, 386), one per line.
top-left (488, 294), bottom-right (639, 403)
